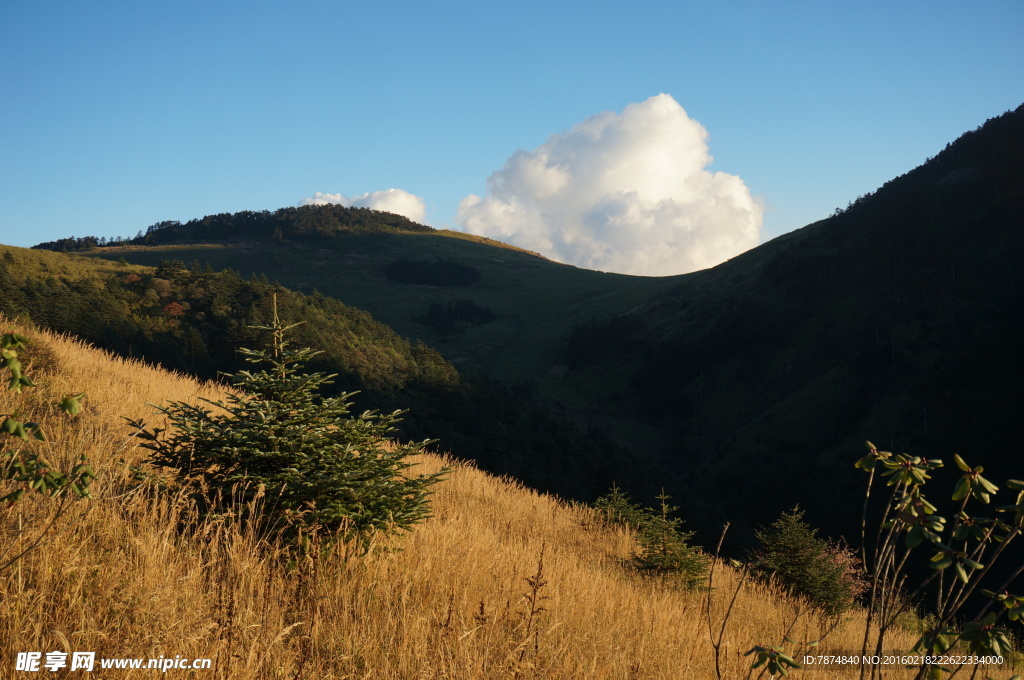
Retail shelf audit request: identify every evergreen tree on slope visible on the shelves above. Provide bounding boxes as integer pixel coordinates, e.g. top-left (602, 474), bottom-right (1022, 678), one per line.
top-left (130, 296), bottom-right (445, 547)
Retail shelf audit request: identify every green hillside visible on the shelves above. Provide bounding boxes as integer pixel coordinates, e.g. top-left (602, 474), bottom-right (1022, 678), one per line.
top-left (73, 228), bottom-right (671, 385)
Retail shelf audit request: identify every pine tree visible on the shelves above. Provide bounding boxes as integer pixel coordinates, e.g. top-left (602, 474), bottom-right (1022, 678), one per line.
top-left (129, 296), bottom-right (445, 547)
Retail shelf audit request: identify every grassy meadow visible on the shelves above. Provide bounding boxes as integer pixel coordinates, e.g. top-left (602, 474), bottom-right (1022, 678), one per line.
top-left (5, 319), bottom-right (997, 679)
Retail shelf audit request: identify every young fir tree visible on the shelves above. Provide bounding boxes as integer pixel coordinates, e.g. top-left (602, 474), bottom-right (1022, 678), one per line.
top-left (129, 297), bottom-right (445, 547)
top-left (633, 490), bottom-right (708, 588)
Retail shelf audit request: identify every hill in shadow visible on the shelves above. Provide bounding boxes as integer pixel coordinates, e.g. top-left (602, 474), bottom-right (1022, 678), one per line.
top-left (564, 102), bottom-right (1024, 540)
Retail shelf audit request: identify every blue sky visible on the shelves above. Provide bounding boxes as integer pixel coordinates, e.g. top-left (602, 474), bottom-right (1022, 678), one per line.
top-left (1, 0), bottom-right (1021, 273)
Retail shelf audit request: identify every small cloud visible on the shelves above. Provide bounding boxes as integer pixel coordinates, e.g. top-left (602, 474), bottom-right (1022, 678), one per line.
top-left (301, 188), bottom-right (427, 224)
top-left (457, 94), bottom-right (762, 276)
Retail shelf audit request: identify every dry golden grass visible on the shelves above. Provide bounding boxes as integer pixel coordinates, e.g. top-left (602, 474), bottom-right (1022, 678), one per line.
top-left (0, 319), bottom-right (1012, 679)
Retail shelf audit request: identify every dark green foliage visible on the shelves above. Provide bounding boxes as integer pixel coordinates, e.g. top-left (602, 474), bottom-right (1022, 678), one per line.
top-left (416, 299), bottom-right (495, 334)
top-left (593, 482), bottom-right (648, 529)
top-left (594, 486), bottom-right (708, 588)
top-left (129, 304), bottom-right (445, 546)
top-left (383, 257), bottom-right (481, 286)
top-left (565, 315), bottom-right (648, 370)
top-left (754, 508), bottom-right (865, 615)
top-left (633, 492), bottom-right (708, 587)
top-left (0, 332), bottom-right (94, 510)
top-left (30, 234), bottom-right (133, 252)
top-left (32, 206), bottom-right (432, 252)
top-left (154, 259), bottom-right (188, 280)
top-left (561, 103), bottom-right (1024, 542)
top-left (140, 205), bottom-right (432, 243)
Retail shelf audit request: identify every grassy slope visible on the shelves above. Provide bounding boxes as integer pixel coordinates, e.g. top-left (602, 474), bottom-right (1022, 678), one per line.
top-left (0, 318), bottom-right (936, 679)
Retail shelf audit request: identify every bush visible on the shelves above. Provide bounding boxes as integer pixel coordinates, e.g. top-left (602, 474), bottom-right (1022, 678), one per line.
top-left (852, 443), bottom-right (1024, 676)
top-left (720, 441), bottom-right (1024, 679)
top-left (128, 298), bottom-right (445, 549)
top-left (754, 507), bottom-right (866, 615)
top-left (0, 330), bottom-right (94, 572)
top-left (0, 331), bottom-right (93, 505)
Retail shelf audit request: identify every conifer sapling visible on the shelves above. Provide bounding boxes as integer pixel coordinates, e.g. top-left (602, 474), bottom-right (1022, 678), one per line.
top-left (129, 297), bottom-right (445, 547)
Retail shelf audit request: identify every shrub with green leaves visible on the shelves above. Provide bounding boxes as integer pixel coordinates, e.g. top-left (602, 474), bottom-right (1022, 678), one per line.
top-left (713, 439), bottom-right (1024, 680)
top-left (854, 442), bottom-right (1024, 679)
top-left (128, 300), bottom-right (445, 548)
top-left (1, 331), bottom-right (93, 505)
top-left (1, 330), bottom-right (94, 573)
top-left (754, 507), bottom-right (867, 615)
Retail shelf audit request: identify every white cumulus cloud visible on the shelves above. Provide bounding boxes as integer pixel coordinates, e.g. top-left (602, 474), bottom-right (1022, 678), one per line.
top-left (457, 94), bottom-right (762, 276)
top-left (301, 188), bottom-right (427, 224)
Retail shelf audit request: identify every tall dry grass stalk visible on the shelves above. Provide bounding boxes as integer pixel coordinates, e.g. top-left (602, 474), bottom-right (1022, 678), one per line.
top-left (1, 318), bottom-right (996, 679)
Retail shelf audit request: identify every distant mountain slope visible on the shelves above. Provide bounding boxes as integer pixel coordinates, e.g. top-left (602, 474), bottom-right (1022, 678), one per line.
top-left (69, 214), bottom-right (676, 394)
top-left (33, 203), bottom-right (431, 250)
top-left (33, 202), bottom-right (548, 260)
